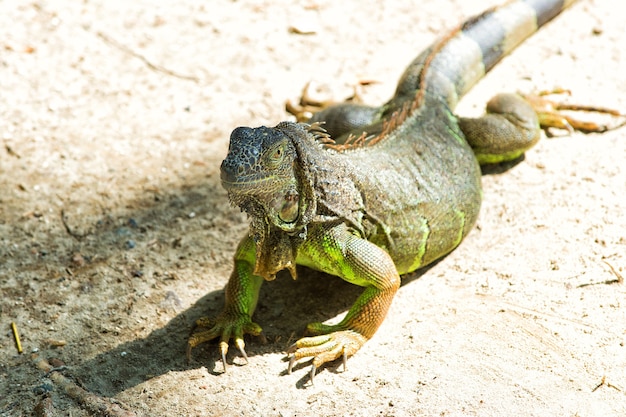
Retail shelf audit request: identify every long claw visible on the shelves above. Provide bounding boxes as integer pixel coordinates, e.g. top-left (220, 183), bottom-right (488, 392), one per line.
top-left (219, 341), bottom-right (229, 372)
top-left (342, 350), bottom-right (348, 372)
top-left (288, 353), bottom-right (317, 383)
top-left (288, 355), bottom-right (296, 374)
top-left (235, 338), bottom-right (249, 364)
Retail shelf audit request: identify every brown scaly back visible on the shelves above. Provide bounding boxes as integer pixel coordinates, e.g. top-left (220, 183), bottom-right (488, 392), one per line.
top-left (317, 22), bottom-right (464, 153)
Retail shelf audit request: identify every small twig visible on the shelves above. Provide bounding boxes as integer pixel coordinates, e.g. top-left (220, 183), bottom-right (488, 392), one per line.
top-left (11, 322), bottom-right (23, 354)
top-left (592, 375), bottom-right (623, 393)
top-left (60, 209), bottom-right (86, 241)
top-left (602, 260), bottom-right (624, 284)
top-left (592, 376), bottom-right (606, 392)
top-left (577, 261), bottom-right (624, 288)
top-left (5, 144), bottom-right (21, 158)
top-left (96, 31), bottom-right (199, 82)
top-left (577, 279), bottom-right (620, 288)
top-left (34, 356), bottom-right (138, 417)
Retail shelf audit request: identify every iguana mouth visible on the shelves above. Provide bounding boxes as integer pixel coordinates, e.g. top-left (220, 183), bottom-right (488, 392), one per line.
top-left (220, 175), bottom-right (275, 190)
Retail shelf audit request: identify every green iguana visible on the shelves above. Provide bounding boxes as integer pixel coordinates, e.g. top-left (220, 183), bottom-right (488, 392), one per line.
top-left (188, 0), bottom-right (620, 381)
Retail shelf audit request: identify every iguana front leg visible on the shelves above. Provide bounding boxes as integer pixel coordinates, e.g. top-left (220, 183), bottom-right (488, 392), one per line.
top-left (288, 223), bottom-right (401, 381)
top-left (187, 236), bottom-right (264, 369)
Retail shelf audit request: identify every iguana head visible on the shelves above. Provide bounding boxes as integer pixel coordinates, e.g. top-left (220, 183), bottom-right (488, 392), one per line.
top-left (221, 122), bottom-right (311, 234)
top-left (221, 122), bottom-right (323, 280)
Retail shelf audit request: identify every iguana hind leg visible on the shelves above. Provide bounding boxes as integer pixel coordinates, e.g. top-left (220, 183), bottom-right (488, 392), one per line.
top-left (520, 90), bottom-right (626, 134)
top-left (459, 93), bottom-right (541, 165)
top-left (460, 92), bottom-right (626, 165)
top-left (286, 82), bottom-right (380, 142)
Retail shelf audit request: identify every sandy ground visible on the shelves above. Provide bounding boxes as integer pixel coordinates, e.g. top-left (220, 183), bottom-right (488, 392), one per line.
top-left (1, 0), bottom-right (625, 416)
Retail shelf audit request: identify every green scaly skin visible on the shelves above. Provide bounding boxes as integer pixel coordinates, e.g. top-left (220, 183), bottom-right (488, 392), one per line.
top-left (188, 0), bottom-right (582, 380)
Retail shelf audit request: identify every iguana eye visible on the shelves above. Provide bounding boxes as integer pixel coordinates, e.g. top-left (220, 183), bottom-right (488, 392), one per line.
top-left (265, 144), bottom-right (285, 167)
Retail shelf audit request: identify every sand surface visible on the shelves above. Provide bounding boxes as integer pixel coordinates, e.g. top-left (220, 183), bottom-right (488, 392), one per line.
top-left (1, 0), bottom-right (625, 416)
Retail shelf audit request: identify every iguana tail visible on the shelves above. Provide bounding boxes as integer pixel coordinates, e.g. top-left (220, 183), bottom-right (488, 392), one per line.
top-left (394, 0), bottom-right (578, 112)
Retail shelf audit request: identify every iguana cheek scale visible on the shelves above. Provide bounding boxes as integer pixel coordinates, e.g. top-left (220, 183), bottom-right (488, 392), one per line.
top-left (188, 0), bottom-right (613, 382)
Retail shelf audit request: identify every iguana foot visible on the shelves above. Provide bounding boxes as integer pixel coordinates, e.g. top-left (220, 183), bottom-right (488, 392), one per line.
top-left (520, 89), bottom-right (626, 134)
top-left (187, 314), bottom-right (263, 371)
top-left (285, 81), bottom-right (363, 122)
top-left (286, 328), bottom-right (367, 383)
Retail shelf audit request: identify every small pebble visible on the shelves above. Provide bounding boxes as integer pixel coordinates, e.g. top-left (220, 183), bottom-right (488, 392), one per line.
top-left (48, 358), bottom-right (65, 367)
top-left (32, 383), bottom-right (53, 395)
top-left (71, 253), bottom-right (86, 267)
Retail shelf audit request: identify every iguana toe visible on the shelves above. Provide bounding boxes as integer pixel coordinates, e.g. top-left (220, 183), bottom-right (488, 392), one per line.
top-left (286, 330), bottom-right (367, 382)
top-left (187, 314), bottom-right (262, 371)
top-left (520, 92), bottom-right (626, 133)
